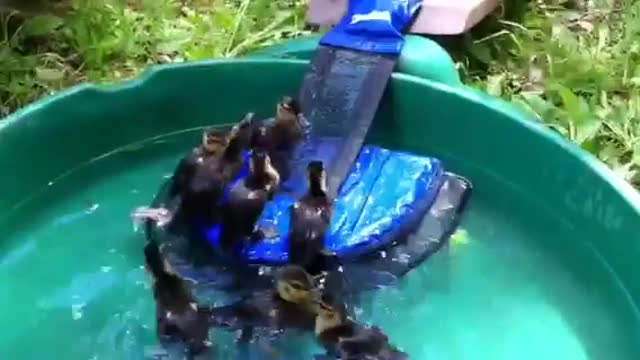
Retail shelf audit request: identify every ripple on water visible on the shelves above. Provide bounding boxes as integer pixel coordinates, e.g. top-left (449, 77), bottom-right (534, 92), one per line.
top-left (0, 132), bottom-right (637, 359)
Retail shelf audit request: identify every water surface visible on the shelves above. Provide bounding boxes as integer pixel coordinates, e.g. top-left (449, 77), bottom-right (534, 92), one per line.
top-left (0, 131), bottom-right (636, 359)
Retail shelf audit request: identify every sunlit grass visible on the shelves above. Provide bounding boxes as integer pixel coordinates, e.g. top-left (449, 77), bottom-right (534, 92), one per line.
top-left (1, 0), bottom-right (638, 188)
top-left (457, 0), bottom-right (640, 187)
top-left (0, 0), bottom-right (309, 115)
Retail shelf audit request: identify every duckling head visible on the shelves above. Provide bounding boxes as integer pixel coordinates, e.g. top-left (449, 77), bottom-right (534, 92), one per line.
top-left (202, 128), bottom-right (227, 155)
top-left (276, 96), bottom-right (300, 124)
top-left (314, 292), bottom-right (348, 335)
top-left (307, 161), bottom-right (327, 198)
top-left (275, 265), bottom-right (316, 304)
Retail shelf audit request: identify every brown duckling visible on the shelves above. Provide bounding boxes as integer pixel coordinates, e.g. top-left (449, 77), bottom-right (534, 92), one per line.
top-left (207, 265), bottom-right (320, 342)
top-left (219, 150), bottom-right (280, 252)
top-left (252, 96), bottom-right (305, 179)
top-left (314, 294), bottom-right (408, 360)
top-left (288, 161), bottom-right (334, 274)
top-left (143, 242), bottom-right (213, 358)
top-left (169, 112), bottom-right (254, 200)
top-left (220, 112), bottom-right (256, 179)
top-left (169, 128), bottom-right (228, 200)
top-left (130, 128), bottom-right (228, 237)
top-left (176, 128), bottom-right (233, 225)
top-left (271, 96), bottom-right (303, 151)
top-left (180, 116), bottom-right (254, 225)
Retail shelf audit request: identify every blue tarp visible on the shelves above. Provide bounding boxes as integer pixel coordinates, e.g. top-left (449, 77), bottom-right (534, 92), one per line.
top-left (203, 143), bottom-right (444, 265)
top-left (319, 0), bottom-right (422, 54)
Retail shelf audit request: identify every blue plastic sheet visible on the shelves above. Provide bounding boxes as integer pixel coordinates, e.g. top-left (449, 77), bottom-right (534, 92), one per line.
top-left (320, 0), bottom-right (422, 54)
top-left (203, 143), bottom-right (444, 265)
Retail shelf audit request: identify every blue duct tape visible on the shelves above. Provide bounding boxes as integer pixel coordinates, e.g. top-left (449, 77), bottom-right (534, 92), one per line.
top-left (237, 144), bottom-right (444, 264)
top-left (320, 0), bottom-right (422, 54)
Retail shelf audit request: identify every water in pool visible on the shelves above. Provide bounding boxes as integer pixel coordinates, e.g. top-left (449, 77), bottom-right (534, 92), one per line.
top-left (0, 131), bottom-right (636, 359)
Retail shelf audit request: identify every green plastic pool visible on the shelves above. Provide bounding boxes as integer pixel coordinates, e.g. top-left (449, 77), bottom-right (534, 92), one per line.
top-left (1, 37), bottom-right (639, 359)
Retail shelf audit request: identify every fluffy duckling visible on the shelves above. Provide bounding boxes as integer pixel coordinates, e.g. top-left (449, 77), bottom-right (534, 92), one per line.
top-left (170, 112), bottom-right (253, 201)
top-left (177, 128), bottom-right (234, 225)
top-left (219, 150), bottom-right (280, 252)
top-left (180, 116), bottom-right (254, 225)
top-left (251, 96), bottom-right (305, 179)
top-left (220, 112), bottom-right (256, 179)
top-left (271, 96), bottom-right (303, 151)
top-left (288, 161), bottom-right (334, 274)
top-left (207, 265), bottom-right (320, 341)
top-left (314, 294), bottom-right (408, 360)
top-left (169, 128), bottom-right (228, 200)
top-left (130, 128), bottom-right (228, 236)
top-left (143, 242), bottom-right (213, 358)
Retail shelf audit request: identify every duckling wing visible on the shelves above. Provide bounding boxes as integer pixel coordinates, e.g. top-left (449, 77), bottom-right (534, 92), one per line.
top-left (226, 185), bottom-right (268, 237)
top-left (169, 152), bottom-right (199, 198)
top-left (288, 205), bottom-right (327, 268)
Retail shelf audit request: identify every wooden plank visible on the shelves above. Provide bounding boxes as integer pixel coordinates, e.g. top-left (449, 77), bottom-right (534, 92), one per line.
top-left (306, 0), bottom-right (501, 35)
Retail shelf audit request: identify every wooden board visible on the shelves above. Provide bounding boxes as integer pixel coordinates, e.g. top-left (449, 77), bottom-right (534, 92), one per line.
top-left (306, 0), bottom-right (501, 35)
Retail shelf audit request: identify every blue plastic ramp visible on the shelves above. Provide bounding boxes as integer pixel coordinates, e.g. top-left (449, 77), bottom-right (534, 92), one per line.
top-left (203, 143), bottom-right (444, 264)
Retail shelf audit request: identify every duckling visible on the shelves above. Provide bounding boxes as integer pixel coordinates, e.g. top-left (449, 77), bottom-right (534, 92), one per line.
top-left (219, 150), bottom-right (280, 253)
top-left (179, 116), bottom-right (255, 225)
top-left (271, 96), bottom-right (303, 151)
top-left (314, 294), bottom-right (407, 360)
top-left (177, 129), bottom-right (233, 225)
top-left (169, 128), bottom-right (228, 200)
top-left (288, 161), bottom-right (334, 274)
top-left (220, 112), bottom-right (256, 179)
top-left (131, 128), bottom-right (227, 238)
top-left (207, 265), bottom-right (320, 341)
top-left (169, 112), bottom-right (254, 200)
top-left (143, 242), bottom-right (213, 358)
top-left (252, 96), bottom-right (305, 179)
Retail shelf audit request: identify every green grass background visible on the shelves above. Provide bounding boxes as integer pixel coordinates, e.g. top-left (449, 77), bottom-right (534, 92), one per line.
top-left (1, 0), bottom-right (639, 188)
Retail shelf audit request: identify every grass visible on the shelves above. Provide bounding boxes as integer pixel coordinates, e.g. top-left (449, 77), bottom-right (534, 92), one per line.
top-left (455, 0), bottom-right (640, 187)
top-left (1, 0), bottom-right (639, 188)
top-left (0, 0), bottom-right (310, 115)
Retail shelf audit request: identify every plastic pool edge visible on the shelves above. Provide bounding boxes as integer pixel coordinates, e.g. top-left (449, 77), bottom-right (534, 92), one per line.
top-left (2, 58), bottom-right (639, 217)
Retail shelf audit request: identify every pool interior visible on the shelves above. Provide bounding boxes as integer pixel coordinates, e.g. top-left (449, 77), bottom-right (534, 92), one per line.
top-left (0, 130), bottom-right (638, 359)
